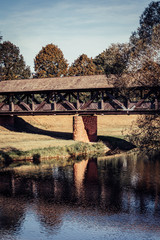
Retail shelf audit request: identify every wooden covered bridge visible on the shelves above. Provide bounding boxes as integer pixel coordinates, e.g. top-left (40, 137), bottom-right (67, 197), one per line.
top-left (0, 74), bottom-right (160, 142)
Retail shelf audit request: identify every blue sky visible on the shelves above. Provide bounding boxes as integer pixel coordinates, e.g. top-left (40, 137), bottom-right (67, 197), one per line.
top-left (0, 0), bottom-right (152, 71)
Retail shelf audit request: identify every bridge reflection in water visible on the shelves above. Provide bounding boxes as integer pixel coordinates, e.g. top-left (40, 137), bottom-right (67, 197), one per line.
top-left (0, 155), bottom-right (160, 239)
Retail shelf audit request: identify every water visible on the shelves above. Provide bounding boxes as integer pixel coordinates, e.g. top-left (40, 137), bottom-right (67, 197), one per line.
top-left (0, 153), bottom-right (160, 240)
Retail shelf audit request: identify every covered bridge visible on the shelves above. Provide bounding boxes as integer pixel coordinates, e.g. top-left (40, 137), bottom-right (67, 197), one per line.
top-left (0, 75), bottom-right (159, 142)
top-left (0, 75), bottom-right (115, 93)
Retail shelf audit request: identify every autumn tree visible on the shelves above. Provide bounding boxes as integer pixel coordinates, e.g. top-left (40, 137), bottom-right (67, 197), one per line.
top-left (129, 30), bottom-right (160, 79)
top-left (34, 44), bottom-right (68, 78)
top-left (126, 115), bottom-right (160, 153)
top-left (68, 54), bottom-right (98, 76)
top-left (137, 1), bottom-right (160, 45)
top-left (128, 1), bottom-right (160, 86)
top-left (93, 52), bottom-right (105, 74)
top-left (130, 1), bottom-right (160, 56)
top-left (0, 41), bottom-right (31, 80)
top-left (125, 2), bottom-right (160, 152)
top-left (128, 1), bottom-right (160, 71)
top-left (152, 23), bottom-right (160, 54)
top-left (128, 24), bottom-right (160, 151)
top-left (94, 43), bottom-right (130, 76)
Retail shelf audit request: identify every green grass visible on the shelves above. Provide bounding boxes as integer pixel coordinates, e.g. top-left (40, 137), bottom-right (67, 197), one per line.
top-left (0, 115), bottom-right (137, 168)
top-left (0, 141), bottom-right (108, 164)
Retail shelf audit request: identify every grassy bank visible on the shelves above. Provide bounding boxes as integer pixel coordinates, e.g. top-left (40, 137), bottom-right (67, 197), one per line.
top-left (0, 115), bottom-right (138, 163)
top-left (0, 141), bottom-right (108, 164)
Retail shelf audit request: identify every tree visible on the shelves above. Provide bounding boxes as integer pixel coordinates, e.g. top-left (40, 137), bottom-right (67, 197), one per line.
top-left (94, 43), bottom-right (130, 76)
top-left (128, 22), bottom-right (160, 86)
top-left (152, 23), bottom-right (160, 51)
top-left (34, 44), bottom-right (68, 78)
top-left (0, 41), bottom-right (31, 81)
top-left (135, 60), bottom-right (160, 86)
top-left (127, 115), bottom-right (160, 153)
top-left (126, 1), bottom-right (160, 87)
top-left (129, 1), bottom-right (160, 61)
top-left (93, 52), bottom-right (106, 74)
top-left (68, 54), bottom-right (98, 76)
top-left (125, 2), bottom-right (160, 153)
top-left (138, 1), bottom-right (160, 44)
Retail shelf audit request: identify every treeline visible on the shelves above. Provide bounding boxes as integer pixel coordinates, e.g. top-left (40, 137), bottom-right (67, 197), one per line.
top-left (0, 1), bottom-right (160, 87)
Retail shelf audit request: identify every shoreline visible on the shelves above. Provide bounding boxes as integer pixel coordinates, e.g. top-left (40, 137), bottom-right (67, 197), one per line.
top-left (0, 115), bottom-right (138, 166)
top-left (0, 141), bottom-right (110, 163)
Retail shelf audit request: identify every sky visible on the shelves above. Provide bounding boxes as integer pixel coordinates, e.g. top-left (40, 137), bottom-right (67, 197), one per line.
top-left (0, 0), bottom-right (152, 72)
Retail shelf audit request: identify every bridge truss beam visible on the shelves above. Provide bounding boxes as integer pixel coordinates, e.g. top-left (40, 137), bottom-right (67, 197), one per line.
top-left (0, 87), bottom-right (160, 116)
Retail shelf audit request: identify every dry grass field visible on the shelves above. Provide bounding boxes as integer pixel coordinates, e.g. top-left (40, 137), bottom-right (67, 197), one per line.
top-left (98, 115), bottom-right (138, 137)
top-left (0, 115), bottom-right (138, 151)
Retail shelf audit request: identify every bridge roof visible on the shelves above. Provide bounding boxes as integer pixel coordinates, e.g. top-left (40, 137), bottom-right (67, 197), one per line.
top-left (0, 75), bottom-right (116, 94)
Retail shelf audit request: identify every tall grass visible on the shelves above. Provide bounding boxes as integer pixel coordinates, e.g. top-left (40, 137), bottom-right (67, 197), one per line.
top-left (0, 141), bottom-right (107, 163)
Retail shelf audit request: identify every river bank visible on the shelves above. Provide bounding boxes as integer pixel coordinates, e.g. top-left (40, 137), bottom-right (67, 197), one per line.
top-left (0, 141), bottom-right (109, 164)
top-left (0, 115), bottom-right (138, 164)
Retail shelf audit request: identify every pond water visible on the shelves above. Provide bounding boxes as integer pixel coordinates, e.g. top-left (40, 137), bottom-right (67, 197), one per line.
top-left (0, 153), bottom-right (160, 240)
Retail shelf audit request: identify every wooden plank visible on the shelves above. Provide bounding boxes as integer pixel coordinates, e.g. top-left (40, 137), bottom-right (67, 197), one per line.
top-left (35, 101), bottom-right (47, 111)
top-left (35, 93), bottom-right (54, 111)
top-left (63, 101), bottom-right (76, 110)
top-left (0, 108), bottom-right (160, 116)
top-left (53, 94), bottom-right (56, 110)
top-left (80, 100), bottom-right (93, 110)
top-left (19, 102), bottom-right (31, 111)
top-left (57, 92), bottom-right (76, 110)
top-left (106, 92), bottom-right (126, 110)
top-left (57, 93), bottom-right (68, 103)
top-left (129, 90), bottom-right (152, 110)
top-left (76, 92), bottom-right (80, 109)
top-left (80, 92), bottom-right (99, 110)
top-left (31, 94), bottom-right (35, 111)
top-left (100, 91), bottom-right (104, 110)
top-left (10, 102), bottom-right (14, 112)
top-left (9, 95), bottom-right (14, 112)
top-left (15, 94), bottom-right (26, 104)
top-left (71, 92), bottom-right (77, 100)
top-left (80, 97), bottom-right (97, 110)
top-left (0, 102), bottom-right (5, 110)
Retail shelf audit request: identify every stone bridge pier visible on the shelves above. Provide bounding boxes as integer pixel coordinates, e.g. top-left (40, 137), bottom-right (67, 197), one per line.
top-left (73, 115), bottom-right (97, 142)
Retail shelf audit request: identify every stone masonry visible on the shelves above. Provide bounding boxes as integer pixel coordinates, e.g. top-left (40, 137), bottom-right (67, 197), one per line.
top-left (73, 115), bottom-right (97, 142)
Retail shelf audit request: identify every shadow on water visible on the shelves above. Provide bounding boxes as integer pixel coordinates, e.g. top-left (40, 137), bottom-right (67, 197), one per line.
top-left (33, 153), bottom-right (41, 165)
top-left (0, 151), bottom-right (13, 167)
top-left (5, 116), bottom-right (73, 140)
top-left (0, 148), bottom-right (24, 167)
